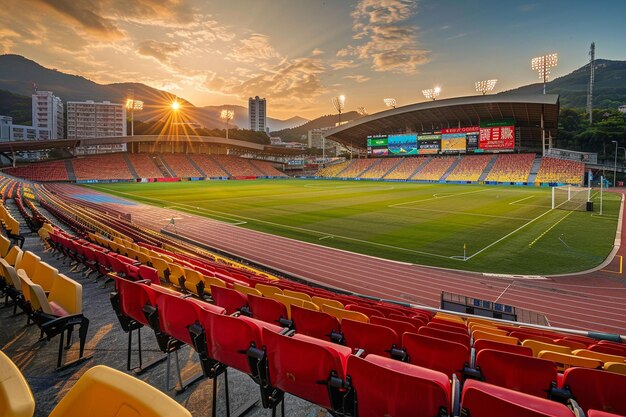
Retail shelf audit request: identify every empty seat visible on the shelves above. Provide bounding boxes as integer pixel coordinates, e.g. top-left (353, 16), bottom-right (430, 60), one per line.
top-left (246, 294), bottom-right (288, 325)
top-left (0, 350), bottom-right (35, 417)
top-left (475, 349), bottom-right (557, 398)
top-left (345, 303), bottom-right (385, 318)
top-left (321, 304), bottom-right (369, 323)
top-left (537, 351), bottom-right (602, 371)
top-left (461, 379), bottom-right (573, 417)
top-left (418, 326), bottom-right (471, 348)
top-left (370, 316), bottom-right (416, 342)
top-left (573, 349), bottom-right (626, 363)
top-left (403, 332), bottom-right (469, 379)
top-left (342, 318), bottom-right (398, 357)
top-left (210, 285), bottom-right (247, 315)
top-left (48, 365), bottom-right (192, 417)
top-left (473, 339), bottom-right (532, 357)
top-left (311, 295), bottom-right (344, 310)
top-left (291, 304), bottom-right (340, 342)
top-left (562, 367), bottom-right (626, 415)
top-left (255, 283), bottom-right (282, 297)
top-left (604, 362), bottom-right (626, 375)
top-left (522, 339), bottom-right (571, 357)
top-left (474, 330), bottom-right (519, 346)
top-left (345, 354), bottom-right (452, 417)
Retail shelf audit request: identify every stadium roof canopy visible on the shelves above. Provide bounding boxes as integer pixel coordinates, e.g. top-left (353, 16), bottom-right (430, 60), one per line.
top-left (325, 94), bottom-right (559, 149)
top-left (0, 135), bottom-right (303, 156)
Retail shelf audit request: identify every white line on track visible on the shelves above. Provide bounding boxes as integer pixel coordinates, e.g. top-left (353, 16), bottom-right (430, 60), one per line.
top-left (509, 195), bottom-right (535, 205)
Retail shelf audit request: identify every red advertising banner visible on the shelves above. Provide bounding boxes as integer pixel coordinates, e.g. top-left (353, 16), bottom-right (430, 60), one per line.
top-left (441, 126), bottom-right (479, 134)
top-left (479, 126), bottom-right (515, 150)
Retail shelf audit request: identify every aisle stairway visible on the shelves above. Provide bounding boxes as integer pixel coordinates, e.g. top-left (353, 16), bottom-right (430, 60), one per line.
top-left (440, 158), bottom-right (462, 181)
top-left (527, 157), bottom-right (542, 183)
top-left (64, 160), bottom-right (76, 181)
top-left (478, 155), bottom-right (499, 182)
top-left (154, 155), bottom-right (174, 177)
top-left (122, 154), bottom-right (139, 179)
top-left (186, 154), bottom-right (206, 177)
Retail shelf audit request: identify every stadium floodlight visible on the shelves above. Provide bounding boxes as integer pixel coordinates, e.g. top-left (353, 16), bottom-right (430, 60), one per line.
top-left (475, 79), bottom-right (498, 95)
top-left (422, 86), bottom-right (441, 100)
top-left (332, 95), bottom-right (346, 125)
top-left (531, 53), bottom-right (558, 94)
top-left (220, 109), bottom-right (235, 139)
top-left (384, 98), bottom-right (397, 109)
top-left (125, 97), bottom-right (144, 137)
top-left (357, 107), bottom-right (368, 116)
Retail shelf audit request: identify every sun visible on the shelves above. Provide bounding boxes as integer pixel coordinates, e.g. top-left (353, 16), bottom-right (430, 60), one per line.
top-left (171, 100), bottom-right (180, 111)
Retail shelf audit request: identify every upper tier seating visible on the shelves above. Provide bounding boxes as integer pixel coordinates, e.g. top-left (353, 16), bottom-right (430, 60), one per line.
top-left (249, 160), bottom-right (287, 177)
top-left (73, 154), bottom-right (133, 180)
top-left (127, 154), bottom-right (162, 178)
top-left (384, 158), bottom-right (428, 180)
top-left (485, 153), bottom-right (536, 183)
top-left (359, 158), bottom-right (400, 179)
top-left (211, 155), bottom-right (261, 177)
top-left (412, 157), bottom-right (455, 181)
top-left (446, 155), bottom-right (492, 182)
top-left (535, 157), bottom-right (585, 185)
top-left (316, 161), bottom-right (350, 177)
top-left (161, 154), bottom-right (202, 178)
top-left (4, 160), bottom-right (69, 182)
top-left (189, 155), bottom-right (228, 177)
top-left (338, 159), bottom-right (378, 178)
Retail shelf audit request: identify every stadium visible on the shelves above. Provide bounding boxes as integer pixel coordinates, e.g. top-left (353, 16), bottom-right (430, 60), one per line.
top-left (1, 91), bottom-right (625, 417)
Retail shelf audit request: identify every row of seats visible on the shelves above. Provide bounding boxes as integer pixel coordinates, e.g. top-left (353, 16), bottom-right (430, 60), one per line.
top-left (249, 159), bottom-right (288, 177)
top-left (446, 155), bottom-right (493, 182)
top-left (316, 161), bottom-right (350, 177)
top-left (0, 200), bottom-right (24, 247)
top-left (384, 157), bottom-right (428, 179)
top-left (211, 155), bottom-right (263, 177)
top-left (536, 157), bottom-right (585, 185)
top-left (485, 153), bottom-right (536, 183)
top-left (73, 154), bottom-right (134, 180)
top-left (338, 159), bottom-right (379, 177)
top-left (359, 158), bottom-right (399, 179)
top-left (413, 157), bottom-right (456, 181)
top-left (126, 153), bottom-right (163, 178)
top-left (4, 160), bottom-right (69, 182)
top-left (161, 153), bottom-right (202, 178)
top-left (189, 154), bottom-right (229, 177)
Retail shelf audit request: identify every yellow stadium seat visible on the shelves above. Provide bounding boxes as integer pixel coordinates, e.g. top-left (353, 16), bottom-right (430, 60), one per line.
top-left (167, 263), bottom-right (186, 288)
top-left (0, 350), bottom-right (35, 417)
top-left (0, 258), bottom-right (20, 290)
top-left (150, 257), bottom-right (170, 282)
top-left (572, 349), bottom-right (626, 363)
top-left (537, 351), bottom-right (603, 371)
top-left (466, 317), bottom-right (498, 328)
top-left (604, 362), bottom-right (626, 375)
top-left (473, 330), bottom-right (519, 345)
top-left (30, 261), bottom-right (58, 293)
top-left (434, 312), bottom-right (466, 324)
top-left (522, 339), bottom-right (571, 357)
top-left (256, 283), bottom-right (282, 297)
top-left (0, 234), bottom-right (11, 258)
top-left (48, 365), bottom-right (192, 417)
top-left (266, 293), bottom-right (305, 319)
top-left (311, 296), bottom-right (344, 310)
top-left (321, 304), bottom-right (369, 323)
top-left (48, 273), bottom-right (83, 315)
top-left (283, 289), bottom-right (312, 302)
top-left (470, 324), bottom-right (507, 336)
top-left (4, 246), bottom-right (23, 267)
top-left (15, 251), bottom-right (40, 280)
top-left (233, 282), bottom-right (262, 297)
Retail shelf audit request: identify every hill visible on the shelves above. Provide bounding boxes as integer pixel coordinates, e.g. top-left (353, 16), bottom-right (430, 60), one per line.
top-left (271, 111), bottom-right (362, 142)
top-left (0, 54), bottom-right (307, 130)
top-left (500, 59), bottom-right (626, 108)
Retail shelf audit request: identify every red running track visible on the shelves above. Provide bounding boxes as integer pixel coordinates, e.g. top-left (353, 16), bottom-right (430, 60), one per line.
top-left (54, 184), bottom-right (626, 335)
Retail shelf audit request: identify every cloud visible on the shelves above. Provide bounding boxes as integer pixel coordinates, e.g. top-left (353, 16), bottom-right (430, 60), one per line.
top-left (228, 34), bottom-right (280, 63)
top-left (311, 48), bottom-right (324, 56)
top-left (446, 33), bottom-right (467, 41)
top-left (137, 40), bottom-right (182, 62)
top-left (338, 0), bottom-right (430, 74)
top-left (331, 60), bottom-right (360, 70)
top-left (344, 74), bottom-right (370, 83)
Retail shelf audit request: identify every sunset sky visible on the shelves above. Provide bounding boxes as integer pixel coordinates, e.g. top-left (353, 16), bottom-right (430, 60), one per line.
top-left (1, 0), bottom-right (624, 119)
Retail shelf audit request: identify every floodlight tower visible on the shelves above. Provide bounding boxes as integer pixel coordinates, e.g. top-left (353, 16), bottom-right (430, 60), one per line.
top-left (384, 98), bottom-right (397, 109)
top-left (475, 79), bottom-right (498, 95)
top-left (220, 109), bottom-right (234, 139)
top-left (422, 86), bottom-right (441, 101)
top-left (531, 53), bottom-right (558, 95)
top-left (125, 92), bottom-right (144, 137)
top-left (587, 42), bottom-right (595, 124)
top-left (357, 107), bottom-right (368, 116)
top-left (332, 95), bottom-right (346, 126)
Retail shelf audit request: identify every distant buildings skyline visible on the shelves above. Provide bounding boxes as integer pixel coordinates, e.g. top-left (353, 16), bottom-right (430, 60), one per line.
top-left (248, 96), bottom-right (267, 133)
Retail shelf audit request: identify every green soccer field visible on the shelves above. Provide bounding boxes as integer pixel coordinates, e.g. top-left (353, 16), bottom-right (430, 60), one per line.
top-left (86, 179), bottom-right (621, 275)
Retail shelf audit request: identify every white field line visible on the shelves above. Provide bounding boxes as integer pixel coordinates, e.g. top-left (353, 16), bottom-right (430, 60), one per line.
top-left (388, 188), bottom-right (489, 207)
top-left (167, 205), bottom-right (248, 225)
top-left (390, 205), bottom-right (534, 221)
top-left (528, 211), bottom-right (574, 248)
top-left (509, 195), bottom-right (535, 205)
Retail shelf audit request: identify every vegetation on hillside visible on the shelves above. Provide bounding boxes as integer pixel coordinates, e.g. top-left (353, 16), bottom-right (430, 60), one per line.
top-left (133, 120), bottom-right (270, 144)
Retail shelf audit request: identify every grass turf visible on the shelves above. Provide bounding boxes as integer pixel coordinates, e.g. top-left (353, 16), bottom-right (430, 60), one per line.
top-left (86, 179), bottom-right (621, 275)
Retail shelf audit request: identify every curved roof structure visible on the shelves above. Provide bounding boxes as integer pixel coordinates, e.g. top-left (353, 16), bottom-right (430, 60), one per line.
top-left (325, 94), bottom-right (559, 150)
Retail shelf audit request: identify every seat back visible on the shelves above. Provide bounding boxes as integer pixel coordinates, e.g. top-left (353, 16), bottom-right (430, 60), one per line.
top-left (537, 351), bottom-right (602, 371)
top-left (342, 318), bottom-right (398, 357)
top-left (475, 349), bottom-right (557, 398)
top-left (473, 330), bottom-right (519, 346)
top-left (30, 261), bottom-right (58, 292)
top-left (418, 326), bottom-right (470, 347)
top-left (563, 367), bottom-right (626, 415)
top-left (0, 234), bottom-right (10, 258)
top-left (138, 265), bottom-right (160, 285)
top-left (521, 339), bottom-right (571, 357)
top-left (0, 350), bottom-right (35, 417)
top-left (429, 321), bottom-right (470, 335)
top-left (370, 316), bottom-right (416, 343)
top-left (604, 362), bottom-right (626, 375)
top-left (0, 258), bottom-right (20, 289)
top-left (48, 273), bottom-right (82, 315)
top-left (311, 296), bottom-right (344, 310)
top-left (291, 305), bottom-right (340, 341)
top-left (233, 282), bottom-right (262, 297)
top-left (321, 304), bottom-right (369, 323)
top-left (16, 251), bottom-right (40, 280)
top-left (153, 289), bottom-right (201, 345)
top-left (346, 354), bottom-right (450, 417)
top-left (22, 274), bottom-right (53, 315)
top-left (345, 303), bottom-right (385, 318)
top-left (255, 283), bottom-right (282, 297)
top-left (403, 332), bottom-right (469, 379)
top-left (283, 289), bottom-right (312, 302)
top-left (262, 328), bottom-right (351, 410)
top-left (461, 379), bottom-right (574, 417)
top-left (573, 349), bottom-right (626, 363)
top-left (388, 313), bottom-right (427, 330)
top-left (116, 277), bottom-right (156, 326)
top-left (48, 365), bottom-right (192, 417)
top-left (211, 285), bottom-right (247, 315)
top-left (4, 245), bottom-right (23, 267)
top-left (473, 339), bottom-right (532, 357)
top-left (247, 294), bottom-right (288, 324)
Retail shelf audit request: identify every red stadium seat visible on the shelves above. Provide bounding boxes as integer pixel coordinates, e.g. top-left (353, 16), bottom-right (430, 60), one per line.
top-left (290, 304), bottom-right (340, 342)
top-left (345, 303), bottom-right (385, 318)
top-left (562, 367), bottom-right (626, 415)
top-left (370, 315), bottom-right (416, 342)
top-left (473, 339), bottom-right (532, 357)
top-left (210, 285), bottom-right (247, 315)
top-left (345, 354), bottom-right (453, 417)
top-left (418, 326), bottom-right (471, 348)
top-left (260, 327), bottom-right (351, 413)
top-left (246, 294), bottom-right (288, 325)
top-left (461, 379), bottom-right (574, 417)
top-left (341, 318), bottom-right (398, 357)
top-left (474, 349), bottom-right (557, 399)
top-left (589, 342), bottom-right (626, 356)
top-left (138, 265), bottom-right (160, 285)
top-left (402, 332), bottom-right (469, 379)
top-left (388, 313), bottom-right (427, 330)
top-left (428, 321), bottom-right (470, 335)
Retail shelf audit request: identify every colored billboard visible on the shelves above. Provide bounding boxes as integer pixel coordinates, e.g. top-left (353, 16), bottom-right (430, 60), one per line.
top-left (418, 133), bottom-right (441, 154)
top-left (479, 126), bottom-right (515, 150)
top-left (466, 132), bottom-right (479, 152)
top-left (367, 136), bottom-right (388, 147)
top-left (388, 134), bottom-right (418, 155)
top-left (441, 133), bottom-right (467, 153)
top-left (371, 147), bottom-right (389, 156)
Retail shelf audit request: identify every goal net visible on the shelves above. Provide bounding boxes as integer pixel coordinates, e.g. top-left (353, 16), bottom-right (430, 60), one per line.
top-left (552, 185), bottom-right (591, 211)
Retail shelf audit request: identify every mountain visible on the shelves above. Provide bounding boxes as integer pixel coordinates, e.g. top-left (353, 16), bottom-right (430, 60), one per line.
top-left (0, 54), bottom-right (308, 129)
top-left (271, 111), bottom-right (363, 142)
top-left (499, 59), bottom-right (626, 108)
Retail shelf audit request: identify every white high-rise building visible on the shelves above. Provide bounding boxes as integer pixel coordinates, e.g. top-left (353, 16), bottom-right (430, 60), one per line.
top-left (32, 90), bottom-right (64, 139)
top-left (66, 100), bottom-right (127, 139)
top-left (248, 96), bottom-right (267, 132)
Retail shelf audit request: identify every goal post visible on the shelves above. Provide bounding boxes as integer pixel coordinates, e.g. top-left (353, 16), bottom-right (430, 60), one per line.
top-left (551, 185), bottom-right (591, 211)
